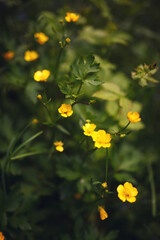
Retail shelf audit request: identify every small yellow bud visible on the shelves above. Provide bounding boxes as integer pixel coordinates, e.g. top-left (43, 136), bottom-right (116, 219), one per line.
top-left (120, 134), bottom-right (126, 138)
top-left (32, 118), bottom-right (39, 124)
top-left (37, 94), bottom-right (42, 100)
top-left (66, 37), bottom-right (71, 43)
top-left (59, 19), bottom-right (64, 23)
top-left (59, 41), bottom-right (63, 48)
top-left (101, 182), bottom-right (108, 188)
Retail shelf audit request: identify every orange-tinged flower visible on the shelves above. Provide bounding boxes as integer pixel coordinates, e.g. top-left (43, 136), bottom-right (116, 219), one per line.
top-left (101, 182), bottom-right (108, 188)
top-left (127, 111), bottom-right (141, 123)
top-left (117, 182), bottom-right (138, 203)
top-left (54, 141), bottom-right (64, 152)
top-left (0, 232), bottom-right (5, 240)
top-left (98, 206), bottom-right (108, 220)
top-left (65, 12), bottom-right (80, 22)
top-left (58, 104), bottom-right (73, 118)
top-left (34, 70), bottom-right (50, 82)
top-left (91, 130), bottom-right (112, 148)
top-left (34, 32), bottom-right (49, 45)
top-left (83, 122), bottom-right (96, 136)
top-left (37, 94), bottom-right (42, 100)
top-left (24, 50), bottom-right (39, 61)
top-left (3, 51), bottom-right (15, 60)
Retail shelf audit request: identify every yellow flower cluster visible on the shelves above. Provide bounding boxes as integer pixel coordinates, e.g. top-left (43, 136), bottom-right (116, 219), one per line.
top-left (3, 51), bottom-right (15, 60)
top-left (0, 232), bottom-right (4, 240)
top-left (54, 141), bottom-right (64, 152)
top-left (34, 70), bottom-right (50, 82)
top-left (24, 50), bottom-right (39, 61)
top-left (65, 12), bottom-right (80, 22)
top-left (58, 104), bottom-right (73, 118)
top-left (101, 182), bottom-right (107, 188)
top-left (117, 182), bottom-right (138, 203)
top-left (98, 206), bottom-right (108, 220)
top-left (127, 111), bottom-right (141, 123)
top-left (34, 32), bottom-right (49, 45)
top-left (82, 121), bottom-right (112, 149)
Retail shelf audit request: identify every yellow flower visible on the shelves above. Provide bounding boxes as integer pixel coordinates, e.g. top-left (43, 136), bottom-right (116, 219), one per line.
top-left (101, 182), bottom-right (108, 188)
top-left (3, 51), bottom-right (15, 60)
top-left (34, 32), bottom-right (49, 45)
top-left (83, 122), bottom-right (96, 136)
top-left (24, 50), bottom-right (39, 61)
top-left (98, 206), bottom-right (108, 220)
top-left (37, 94), bottom-right (42, 100)
top-left (54, 141), bottom-right (64, 152)
top-left (117, 182), bottom-right (138, 203)
top-left (65, 37), bottom-right (71, 43)
top-left (65, 12), bottom-right (80, 22)
top-left (32, 118), bottom-right (38, 124)
top-left (0, 232), bottom-right (5, 240)
top-left (34, 70), bottom-right (50, 82)
top-left (127, 111), bottom-right (141, 123)
top-left (91, 130), bottom-right (112, 148)
top-left (58, 104), bottom-right (73, 118)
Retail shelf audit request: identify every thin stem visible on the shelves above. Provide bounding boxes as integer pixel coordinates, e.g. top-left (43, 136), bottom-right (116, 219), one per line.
top-left (77, 81), bottom-right (83, 95)
top-left (42, 102), bottom-right (53, 122)
top-left (116, 121), bottom-right (130, 135)
top-left (147, 160), bottom-right (156, 217)
top-left (105, 149), bottom-right (109, 182)
top-left (54, 46), bottom-right (64, 82)
top-left (72, 101), bottom-right (93, 107)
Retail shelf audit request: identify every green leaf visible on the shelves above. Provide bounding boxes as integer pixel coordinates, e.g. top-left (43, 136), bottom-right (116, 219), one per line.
top-left (11, 150), bottom-right (47, 160)
top-left (13, 131), bottom-right (43, 155)
top-left (70, 55), bottom-right (100, 82)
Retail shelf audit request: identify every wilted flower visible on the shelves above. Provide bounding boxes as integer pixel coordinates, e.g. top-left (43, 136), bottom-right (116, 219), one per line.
top-left (58, 104), bottom-right (73, 118)
top-left (34, 70), bottom-right (50, 82)
top-left (0, 232), bottom-right (5, 240)
top-left (3, 51), bottom-right (15, 60)
top-left (98, 206), bottom-right (108, 220)
top-left (127, 111), bottom-right (141, 123)
top-left (24, 50), bottom-right (39, 61)
top-left (91, 130), bottom-right (112, 148)
top-left (54, 141), bottom-right (64, 152)
top-left (83, 122), bottom-right (96, 136)
top-left (65, 12), bottom-right (80, 22)
top-left (34, 32), bottom-right (49, 45)
top-left (117, 182), bottom-right (138, 203)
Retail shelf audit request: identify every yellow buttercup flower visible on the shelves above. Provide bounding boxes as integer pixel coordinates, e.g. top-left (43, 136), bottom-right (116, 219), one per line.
top-left (91, 130), bottom-right (112, 148)
top-left (3, 51), bottom-right (15, 60)
top-left (34, 70), bottom-right (50, 82)
top-left (65, 37), bottom-right (71, 43)
top-left (127, 111), bottom-right (141, 123)
top-left (65, 12), bottom-right (80, 22)
top-left (37, 94), bottom-right (42, 100)
top-left (0, 232), bottom-right (5, 240)
top-left (54, 141), bottom-right (64, 152)
top-left (83, 122), bottom-right (96, 136)
top-left (98, 206), bottom-right (108, 220)
top-left (24, 50), bottom-right (39, 61)
top-left (58, 104), bottom-right (73, 118)
top-left (34, 32), bottom-right (49, 45)
top-left (101, 182), bottom-right (108, 188)
top-left (117, 182), bottom-right (138, 203)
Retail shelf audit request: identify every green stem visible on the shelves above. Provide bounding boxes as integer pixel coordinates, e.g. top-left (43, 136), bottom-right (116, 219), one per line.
top-left (42, 103), bottom-right (53, 122)
top-left (77, 81), bottom-right (83, 95)
top-left (105, 149), bottom-right (109, 182)
top-left (54, 47), bottom-right (64, 82)
top-left (116, 121), bottom-right (130, 135)
top-left (147, 160), bottom-right (156, 217)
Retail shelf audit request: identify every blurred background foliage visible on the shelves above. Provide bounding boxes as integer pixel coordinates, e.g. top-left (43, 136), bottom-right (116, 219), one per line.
top-left (0, 0), bottom-right (160, 239)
